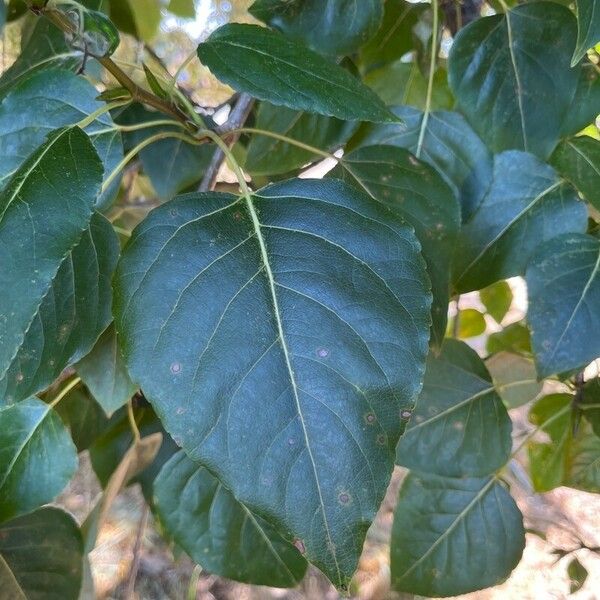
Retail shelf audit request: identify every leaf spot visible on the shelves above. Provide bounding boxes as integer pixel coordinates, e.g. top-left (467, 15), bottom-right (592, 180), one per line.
top-left (338, 491), bottom-right (351, 505)
top-left (400, 409), bottom-right (412, 419)
top-left (364, 412), bottom-right (376, 424)
top-left (293, 538), bottom-right (306, 554)
top-left (170, 362), bottom-right (182, 374)
top-left (316, 347), bottom-right (329, 358)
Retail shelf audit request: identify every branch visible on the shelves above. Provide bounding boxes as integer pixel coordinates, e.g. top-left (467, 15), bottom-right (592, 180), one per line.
top-left (199, 93), bottom-right (255, 192)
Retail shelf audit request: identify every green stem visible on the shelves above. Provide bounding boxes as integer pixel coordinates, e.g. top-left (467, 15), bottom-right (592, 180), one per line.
top-left (127, 399), bottom-right (141, 443)
top-left (75, 99), bottom-right (131, 129)
top-left (48, 376), bottom-right (81, 409)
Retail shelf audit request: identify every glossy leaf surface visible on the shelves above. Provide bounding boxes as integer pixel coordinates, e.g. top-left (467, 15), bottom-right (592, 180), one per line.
top-left (573, 0), bottom-right (600, 65)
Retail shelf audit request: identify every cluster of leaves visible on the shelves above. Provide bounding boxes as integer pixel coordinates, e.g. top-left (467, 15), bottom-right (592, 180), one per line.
top-left (0, 0), bottom-right (599, 597)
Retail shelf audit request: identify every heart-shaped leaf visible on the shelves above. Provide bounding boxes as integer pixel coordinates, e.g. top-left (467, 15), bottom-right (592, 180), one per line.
top-left (114, 178), bottom-right (431, 588)
top-left (0, 507), bottom-right (83, 600)
top-left (480, 280), bottom-right (513, 324)
top-left (331, 145), bottom-right (459, 348)
top-left (0, 397), bottom-right (77, 524)
top-left (452, 151), bottom-right (587, 293)
top-left (396, 340), bottom-right (512, 477)
top-left (0, 127), bottom-right (104, 404)
top-left (486, 352), bottom-right (542, 409)
top-left (250, 0), bottom-right (383, 57)
top-left (449, 2), bottom-right (579, 159)
top-left (197, 24), bottom-right (397, 123)
top-left (572, 0), bottom-right (600, 65)
top-left (526, 233), bottom-right (600, 378)
top-left (391, 472), bottom-right (525, 596)
top-left (154, 450), bottom-right (308, 587)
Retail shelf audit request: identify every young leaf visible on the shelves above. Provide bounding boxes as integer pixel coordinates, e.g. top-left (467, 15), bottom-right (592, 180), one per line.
top-left (526, 233), bottom-right (600, 378)
top-left (353, 106), bottom-right (492, 220)
top-left (551, 136), bottom-right (600, 212)
top-left (249, 0), bottom-right (383, 57)
top-left (485, 352), bottom-right (542, 409)
top-left (452, 151), bottom-right (587, 293)
top-left (0, 127), bottom-right (104, 403)
top-left (245, 103), bottom-right (357, 176)
top-left (449, 2), bottom-right (579, 159)
top-left (487, 322), bottom-right (531, 356)
top-left (196, 24), bottom-right (398, 123)
top-left (396, 339), bottom-right (512, 477)
top-left (0, 212), bottom-right (119, 406)
top-left (480, 281), bottom-right (513, 324)
top-left (391, 472), bottom-right (525, 597)
top-left (76, 325), bottom-right (137, 417)
top-left (568, 557), bottom-right (588, 594)
top-left (114, 178), bottom-right (431, 588)
top-left (572, 0), bottom-right (600, 65)
top-left (0, 507), bottom-right (84, 600)
top-left (154, 450), bottom-right (308, 587)
top-left (454, 308), bottom-right (486, 339)
top-left (0, 398), bottom-right (78, 524)
top-left (331, 145), bottom-right (459, 349)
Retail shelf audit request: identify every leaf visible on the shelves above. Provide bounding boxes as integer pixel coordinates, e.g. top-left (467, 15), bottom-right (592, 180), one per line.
top-left (0, 212), bottom-right (119, 406)
top-left (391, 472), bottom-right (525, 597)
top-left (452, 151), bottom-right (587, 294)
top-left (480, 281), bottom-right (512, 324)
top-left (0, 68), bottom-right (123, 209)
top-left (114, 178), bottom-right (431, 588)
top-left (123, 0), bottom-right (161, 41)
top-left (551, 136), bottom-right (600, 212)
top-left (526, 233), bottom-right (600, 378)
top-left (76, 325), bottom-right (137, 417)
top-left (0, 127), bottom-right (104, 405)
top-left (155, 450), bottom-right (307, 586)
top-left (332, 145), bottom-right (459, 349)
top-left (449, 2), bottom-right (579, 159)
top-left (0, 397), bottom-right (78, 524)
top-left (249, 0), bottom-right (383, 57)
top-left (0, 507), bottom-right (84, 600)
top-left (52, 385), bottom-right (109, 452)
top-left (168, 0), bottom-right (195, 18)
top-left (196, 23), bottom-right (398, 124)
top-left (582, 377), bottom-right (600, 436)
top-left (454, 308), bottom-right (486, 338)
top-left (485, 352), bottom-right (543, 409)
top-left (353, 106), bottom-right (492, 221)
top-left (568, 557), bottom-right (588, 594)
top-left (245, 103), bottom-right (357, 176)
top-left (573, 0), bottom-right (600, 65)
top-left (359, 0), bottom-right (427, 67)
top-left (561, 63), bottom-right (600, 137)
top-left (396, 339), bottom-right (512, 477)
top-left (568, 428), bottom-right (600, 492)
top-left (487, 322), bottom-right (531, 356)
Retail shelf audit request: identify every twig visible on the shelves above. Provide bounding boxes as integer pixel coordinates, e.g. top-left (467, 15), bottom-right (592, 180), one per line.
top-left (124, 504), bottom-right (149, 600)
top-left (199, 93), bottom-right (254, 192)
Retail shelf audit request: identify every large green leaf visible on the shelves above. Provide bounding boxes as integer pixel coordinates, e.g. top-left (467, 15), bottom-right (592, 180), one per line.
top-left (485, 352), bottom-right (542, 409)
top-left (197, 24), bottom-right (397, 124)
top-left (396, 340), bottom-right (512, 477)
top-left (0, 212), bottom-right (119, 406)
top-left (249, 0), bottom-right (383, 57)
top-left (452, 151), bottom-right (587, 293)
top-left (155, 450), bottom-right (307, 586)
top-left (114, 178), bottom-right (431, 588)
top-left (353, 106), bottom-right (492, 221)
top-left (0, 398), bottom-right (78, 524)
top-left (0, 127), bottom-right (104, 404)
top-left (449, 2), bottom-right (579, 159)
top-left (561, 63), bottom-right (600, 137)
top-left (245, 102), bottom-right (356, 176)
top-left (573, 0), bottom-right (600, 65)
top-left (331, 145), bottom-right (459, 348)
top-left (391, 472), bottom-right (525, 597)
top-left (0, 69), bottom-right (123, 210)
top-left (526, 233), bottom-right (600, 378)
top-left (0, 507), bottom-right (83, 600)
top-left (551, 135), bottom-right (600, 212)
top-left (76, 325), bottom-right (137, 417)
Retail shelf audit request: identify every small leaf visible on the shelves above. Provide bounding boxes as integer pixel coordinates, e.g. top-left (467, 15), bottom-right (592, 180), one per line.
top-left (155, 450), bottom-right (308, 587)
top-left (572, 0), bottom-right (600, 65)
top-left (486, 352), bottom-right (542, 409)
top-left (487, 322), bottom-right (531, 356)
top-left (197, 23), bottom-right (398, 123)
top-left (0, 507), bottom-right (84, 600)
top-left (391, 472), bottom-right (525, 597)
top-left (0, 398), bottom-right (78, 524)
top-left (114, 178), bottom-right (431, 588)
top-left (249, 0), bottom-right (383, 57)
top-left (76, 325), bottom-right (137, 417)
top-left (526, 233), bottom-right (600, 378)
top-left (449, 2), bottom-right (579, 159)
top-left (353, 106), bottom-right (492, 220)
top-left (568, 429), bottom-right (600, 492)
top-left (480, 281), bottom-right (513, 324)
top-left (551, 136), bottom-right (600, 212)
top-left (64, 7), bottom-right (120, 58)
top-left (245, 102), bottom-right (357, 176)
top-left (143, 64), bottom-right (169, 100)
top-left (454, 308), bottom-right (486, 338)
top-left (452, 151), bottom-right (587, 294)
top-left (397, 339), bottom-right (512, 477)
top-left (332, 144), bottom-right (459, 349)
top-left (568, 557), bottom-right (588, 594)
